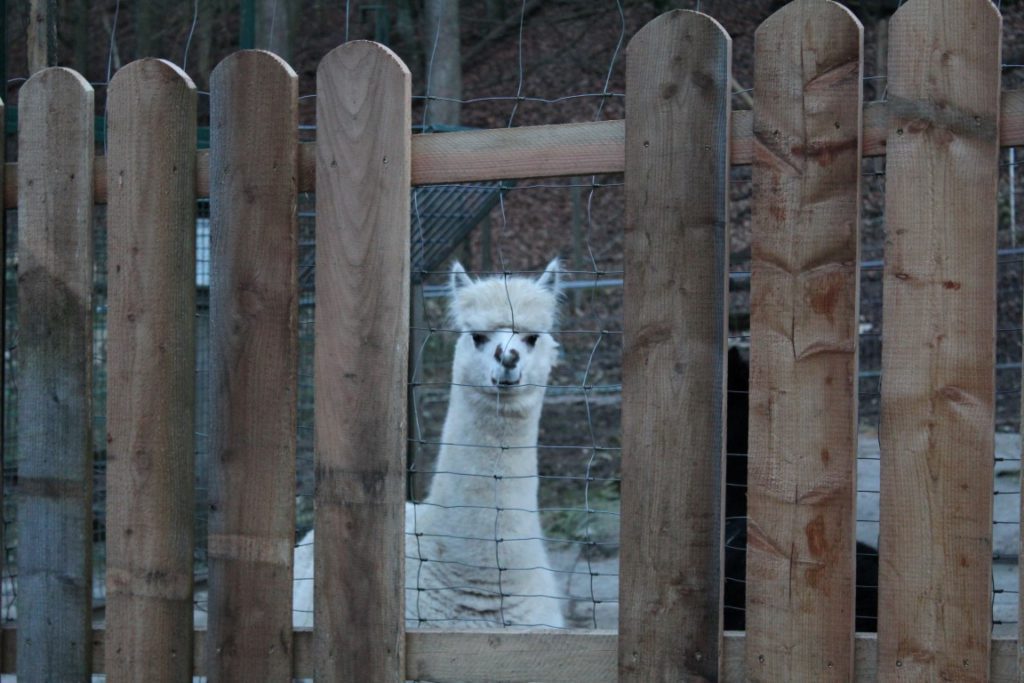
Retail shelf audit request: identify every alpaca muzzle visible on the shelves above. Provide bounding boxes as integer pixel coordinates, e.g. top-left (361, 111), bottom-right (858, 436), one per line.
top-left (492, 369), bottom-right (521, 386)
top-left (491, 345), bottom-right (522, 387)
top-left (492, 361), bottom-right (521, 387)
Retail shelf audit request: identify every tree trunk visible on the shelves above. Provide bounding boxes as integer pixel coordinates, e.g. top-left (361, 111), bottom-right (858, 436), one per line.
top-left (395, 0), bottom-right (422, 81)
top-left (28, 0), bottom-right (58, 73)
top-left (422, 0), bottom-right (461, 128)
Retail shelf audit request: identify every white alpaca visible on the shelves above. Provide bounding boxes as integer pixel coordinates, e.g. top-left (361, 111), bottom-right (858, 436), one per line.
top-left (293, 260), bottom-right (566, 630)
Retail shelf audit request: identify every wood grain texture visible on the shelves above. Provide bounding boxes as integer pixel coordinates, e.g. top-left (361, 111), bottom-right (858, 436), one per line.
top-left (314, 41), bottom-right (410, 682)
top-left (620, 10), bottom-right (731, 681)
top-left (878, 1), bottom-right (1001, 681)
top-left (105, 58), bottom-right (197, 683)
top-left (406, 630), bottom-right (617, 683)
top-left (2, 629), bottom-right (1021, 680)
top-left (3, 90), bottom-right (1024, 207)
top-left (410, 120), bottom-right (624, 184)
top-left (0, 95), bottom-right (4, 677)
top-left (16, 66), bottom-right (95, 683)
top-left (745, 3), bottom-right (863, 681)
top-left (204, 50), bottom-right (298, 683)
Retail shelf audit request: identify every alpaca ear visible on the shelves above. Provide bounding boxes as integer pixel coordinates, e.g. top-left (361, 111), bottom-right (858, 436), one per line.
top-left (450, 261), bottom-right (473, 292)
top-left (536, 258), bottom-right (561, 293)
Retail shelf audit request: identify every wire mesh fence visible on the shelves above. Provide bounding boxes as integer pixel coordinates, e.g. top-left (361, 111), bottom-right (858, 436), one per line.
top-left (0, 0), bottom-right (1023, 655)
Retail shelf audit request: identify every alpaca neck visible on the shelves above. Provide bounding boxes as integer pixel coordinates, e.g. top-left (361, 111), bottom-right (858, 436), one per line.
top-left (422, 384), bottom-right (545, 516)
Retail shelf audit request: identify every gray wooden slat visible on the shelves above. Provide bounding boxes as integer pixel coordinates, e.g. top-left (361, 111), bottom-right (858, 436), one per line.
top-left (620, 10), bottom-right (732, 681)
top-left (314, 41), bottom-right (411, 682)
top-left (16, 65), bottom-right (95, 683)
top-left (0, 93), bottom-right (5, 677)
top-left (205, 49), bottom-right (299, 683)
top-left (105, 58), bottom-right (197, 683)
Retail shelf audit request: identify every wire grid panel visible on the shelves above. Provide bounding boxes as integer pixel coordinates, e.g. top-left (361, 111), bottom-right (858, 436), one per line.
top-left (0, 1), bottom-right (1022, 656)
top-left (0, 160), bottom-right (1017, 638)
top-left (406, 178), bottom-right (624, 630)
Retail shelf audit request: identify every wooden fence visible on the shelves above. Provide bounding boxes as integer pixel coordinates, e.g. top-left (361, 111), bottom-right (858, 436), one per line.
top-left (3, 0), bottom-right (1024, 680)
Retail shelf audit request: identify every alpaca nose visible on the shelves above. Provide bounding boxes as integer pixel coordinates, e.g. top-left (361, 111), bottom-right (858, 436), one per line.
top-left (494, 346), bottom-right (520, 369)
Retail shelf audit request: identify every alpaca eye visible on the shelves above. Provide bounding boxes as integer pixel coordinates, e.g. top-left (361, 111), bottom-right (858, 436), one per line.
top-left (471, 333), bottom-right (489, 347)
top-left (523, 334), bottom-right (539, 348)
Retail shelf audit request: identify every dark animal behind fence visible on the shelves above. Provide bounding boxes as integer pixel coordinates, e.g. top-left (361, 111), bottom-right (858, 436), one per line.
top-left (723, 346), bottom-right (879, 632)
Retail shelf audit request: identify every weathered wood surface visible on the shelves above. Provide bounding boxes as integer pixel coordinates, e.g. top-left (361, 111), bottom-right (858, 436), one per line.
top-left (411, 119), bottom-right (624, 184)
top-left (620, 10), bottom-right (731, 681)
top-left (16, 66), bottom-right (95, 683)
top-left (105, 58), bottom-right (197, 683)
top-left (205, 50), bottom-right (299, 683)
top-left (878, 1), bottom-right (1001, 681)
top-left (314, 41), bottom-right (410, 682)
top-left (745, 2), bottom-right (863, 681)
top-left (5, 90), bottom-right (1024, 207)
top-left (1, 629), bottom-right (1021, 681)
top-left (0, 95), bottom-right (4, 677)
top-left (26, 0), bottom-right (56, 74)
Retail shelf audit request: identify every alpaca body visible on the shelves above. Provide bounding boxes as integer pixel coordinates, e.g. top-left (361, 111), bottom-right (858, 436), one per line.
top-left (406, 383), bottom-right (564, 628)
top-left (294, 260), bottom-right (565, 629)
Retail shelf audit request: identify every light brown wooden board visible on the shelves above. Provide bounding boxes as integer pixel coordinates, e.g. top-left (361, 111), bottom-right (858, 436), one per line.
top-left (878, 1), bottom-right (1001, 680)
top-left (411, 119), bottom-right (625, 184)
top-left (744, 2), bottom-right (863, 681)
top-left (16, 66), bottom-right (95, 682)
top-left (5, 90), bottom-right (1024, 208)
top-left (105, 58), bottom-right (197, 683)
top-left (620, 10), bottom-right (731, 681)
top-left (314, 41), bottom-right (410, 682)
top-left (2, 629), bottom-right (1022, 681)
top-left (204, 50), bottom-right (299, 683)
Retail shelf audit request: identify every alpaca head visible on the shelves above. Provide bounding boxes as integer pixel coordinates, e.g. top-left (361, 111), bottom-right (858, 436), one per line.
top-left (448, 259), bottom-right (561, 403)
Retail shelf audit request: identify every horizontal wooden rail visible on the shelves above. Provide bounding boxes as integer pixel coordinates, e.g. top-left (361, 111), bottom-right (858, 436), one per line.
top-left (3, 89), bottom-right (1023, 209)
top-left (0, 628), bottom-right (1016, 681)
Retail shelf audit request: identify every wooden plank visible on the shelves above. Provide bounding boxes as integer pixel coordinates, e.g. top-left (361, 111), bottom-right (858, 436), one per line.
top-left (0, 95), bottom-right (4, 677)
top-left (314, 41), bottom-right (410, 682)
top-left (2, 90), bottom-right (1024, 207)
top-left (204, 50), bottom-right (298, 683)
top-left (15, 66), bottom-right (95, 682)
top-left (105, 58), bottom-right (197, 683)
top-left (406, 630), bottom-right (618, 683)
top-left (744, 2), bottom-right (862, 681)
top-left (878, 1), bottom-right (1001, 680)
top-left (411, 119), bottom-right (625, 184)
top-left (620, 10), bottom-right (731, 681)
top-left (0, 629), bottom-right (1020, 680)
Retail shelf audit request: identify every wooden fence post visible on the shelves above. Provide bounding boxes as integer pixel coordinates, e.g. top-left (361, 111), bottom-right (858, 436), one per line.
top-left (744, 2), bottom-right (863, 680)
top-left (205, 50), bottom-right (298, 682)
top-left (16, 66), bottom-right (95, 682)
top-left (314, 41), bottom-right (410, 682)
top-left (105, 58), bottom-right (197, 683)
top-left (0, 93), bottom-right (4, 674)
top-left (620, 10), bottom-right (731, 681)
top-left (878, 0), bottom-right (1001, 680)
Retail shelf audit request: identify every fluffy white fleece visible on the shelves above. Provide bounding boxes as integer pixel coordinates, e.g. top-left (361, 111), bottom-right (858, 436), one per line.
top-left (294, 260), bottom-right (566, 630)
